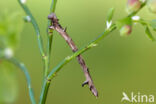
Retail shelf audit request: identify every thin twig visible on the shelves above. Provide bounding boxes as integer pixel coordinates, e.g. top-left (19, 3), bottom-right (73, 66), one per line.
top-left (48, 13), bottom-right (98, 97)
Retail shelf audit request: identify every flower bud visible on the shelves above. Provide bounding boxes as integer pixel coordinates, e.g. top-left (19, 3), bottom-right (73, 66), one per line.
top-left (120, 25), bottom-right (132, 36)
top-left (147, 0), bottom-right (156, 14)
top-left (4, 48), bottom-right (13, 59)
top-left (127, 0), bottom-right (141, 14)
top-left (20, 0), bottom-right (27, 4)
top-left (24, 16), bottom-right (31, 22)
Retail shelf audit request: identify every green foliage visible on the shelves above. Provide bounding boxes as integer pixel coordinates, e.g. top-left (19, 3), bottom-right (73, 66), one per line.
top-left (116, 17), bottom-right (132, 29)
top-left (0, 11), bottom-right (23, 103)
top-left (147, 0), bottom-right (156, 14)
top-left (0, 61), bottom-right (18, 103)
top-left (134, 19), bottom-right (156, 41)
top-left (150, 19), bottom-right (156, 31)
top-left (106, 8), bottom-right (115, 22)
top-left (116, 17), bottom-right (132, 36)
top-left (0, 11), bottom-right (23, 51)
top-left (0, 0), bottom-right (155, 104)
top-left (145, 26), bottom-right (155, 41)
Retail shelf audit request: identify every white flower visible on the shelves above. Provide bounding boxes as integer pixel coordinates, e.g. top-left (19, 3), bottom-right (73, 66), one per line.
top-left (106, 21), bottom-right (112, 29)
top-left (132, 16), bottom-right (140, 21)
top-left (20, 0), bottom-right (27, 4)
top-left (4, 48), bottom-right (13, 59)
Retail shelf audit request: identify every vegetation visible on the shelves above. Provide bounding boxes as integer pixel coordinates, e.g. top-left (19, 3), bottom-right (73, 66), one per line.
top-left (0, 0), bottom-right (156, 103)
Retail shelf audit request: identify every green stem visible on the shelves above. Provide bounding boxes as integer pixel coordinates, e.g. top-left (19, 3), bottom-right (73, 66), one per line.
top-left (45, 0), bottom-right (58, 77)
top-left (39, 24), bottom-right (116, 104)
top-left (17, 0), bottom-right (147, 103)
top-left (39, 79), bottom-right (50, 104)
top-left (48, 24), bottom-right (116, 79)
top-left (39, 1), bottom-right (148, 102)
top-left (128, 1), bottom-right (147, 17)
top-left (18, 0), bottom-right (45, 57)
top-left (8, 57), bottom-right (36, 104)
top-left (50, 0), bottom-right (57, 13)
top-left (39, 0), bottom-right (58, 103)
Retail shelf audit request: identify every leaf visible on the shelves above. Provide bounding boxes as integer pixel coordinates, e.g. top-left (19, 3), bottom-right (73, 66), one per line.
top-left (0, 11), bottom-right (23, 51)
top-left (0, 61), bottom-right (18, 103)
top-left (106, 8), bottom-right (115, 22)
top-left (145, 26), bottom-right (155, 41)
top-left (137, 19), bottom-right (148, 26)
top-left (116, 17), bottom-right (132, 29)
top-left (150, 19), bottom-right (156, 31)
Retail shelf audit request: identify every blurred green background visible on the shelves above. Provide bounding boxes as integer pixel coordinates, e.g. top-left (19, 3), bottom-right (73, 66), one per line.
top-left (0, 0), bottom-right (156, 104)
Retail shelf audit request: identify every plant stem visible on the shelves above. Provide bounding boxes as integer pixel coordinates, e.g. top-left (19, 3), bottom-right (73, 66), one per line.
top-left (39, 24), bottom-right (116, 104)
top-left (50, 0), bottom-right (57, 13)
top-left (48, 24), bottom-right (116, 80)
top-left (128, 1), bottom-right (147, 17)
top-left (18, 0), bottom-right (45, 57)
top-left (39, 1), bottom-right (148, 101)
top-left (17, 0), bottom-right (147, 103)
top-left (39, 0), bottom-right (58, 103)
top-left (39, 79), bottom-right (50, 104)
top-left (48, 13), bottom-right (98, 96)
top-left (8, 57), bottom-right (36, 104)
top-left (45, 0), bottom-right (57, 77)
